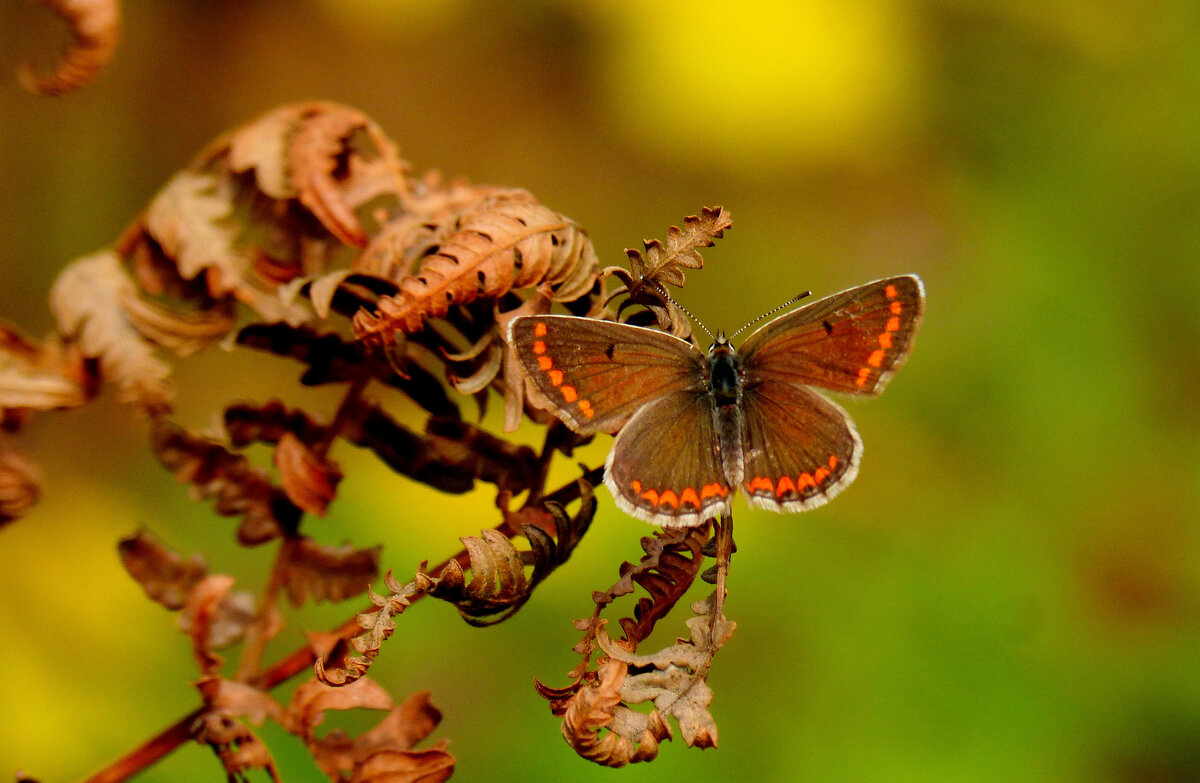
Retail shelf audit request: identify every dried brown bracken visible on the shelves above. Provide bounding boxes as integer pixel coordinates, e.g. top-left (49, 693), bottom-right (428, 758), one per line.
top-left (18, 0), bottom-right (121, 96)
top-left (4, 92), bottom-right (743, 780)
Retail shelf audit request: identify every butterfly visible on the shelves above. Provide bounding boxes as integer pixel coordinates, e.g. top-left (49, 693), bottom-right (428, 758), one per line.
top-left (507, 275), bottom-right (925, 527)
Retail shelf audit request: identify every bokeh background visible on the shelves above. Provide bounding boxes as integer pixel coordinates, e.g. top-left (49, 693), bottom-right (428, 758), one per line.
top-left (3, 1), bottom-right (1200, 781)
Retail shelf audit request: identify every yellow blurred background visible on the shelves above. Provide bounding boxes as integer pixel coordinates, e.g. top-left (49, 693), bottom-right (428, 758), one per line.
top-left (3, 0), bottom-right (1200, 780)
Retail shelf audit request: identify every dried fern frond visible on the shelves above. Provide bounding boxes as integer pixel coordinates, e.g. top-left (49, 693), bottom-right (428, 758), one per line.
top-left (18, 0), bottom-right (121, 96)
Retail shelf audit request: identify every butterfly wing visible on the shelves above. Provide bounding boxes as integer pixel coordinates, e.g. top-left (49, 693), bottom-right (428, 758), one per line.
top-left (508, 315), bottom-right (706, 434)
top-left (739, 274), bottom-right (925, 396)
top-left (738, 378), bottom-right (862, 512)
top-left (604, 391), bottom-right (733, 527)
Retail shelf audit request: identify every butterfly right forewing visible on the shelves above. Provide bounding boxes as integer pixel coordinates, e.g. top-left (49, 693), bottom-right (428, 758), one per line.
top-left (508, 315), bottom-right (706, 434)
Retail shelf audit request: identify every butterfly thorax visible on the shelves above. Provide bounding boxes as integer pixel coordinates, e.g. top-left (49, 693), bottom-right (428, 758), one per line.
top-left (707, 339), bottom-right (742, 407)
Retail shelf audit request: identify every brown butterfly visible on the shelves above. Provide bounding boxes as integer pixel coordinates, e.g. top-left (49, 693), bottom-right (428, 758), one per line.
top-left (508, 275), bottom-right (925, 527)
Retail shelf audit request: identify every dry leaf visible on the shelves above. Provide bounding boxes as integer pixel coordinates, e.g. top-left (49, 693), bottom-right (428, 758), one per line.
top-left (119, 288), bottom-right (234, 356)
top-left (282, 537), bottom-right (381, 607)
top-left (117, 529), bottom-right (207, 610)
top-left (274, 432), bottom-right (341, 517)
top-left (0, 447), bottom-right (41, 526)
top-left (18, 0), bottom-right (120, 96)
top-left (0, 326), bottom-right (89, 412)
top-left (316, 571), bottom-right (426, 686)
top-left (352, 745), bottom-right (455, 783)
top-left (289, 678), bottom-right (451, 782)
top-left (612, 206), bottom-right (732, 292)
top-left (594, 593), bottom-right (734, 749)
top-left (182, 574), bottom-right (237, 675)
top-left (289, 108), bottom-right (377, 247)
top-left (560, 660), bottom-right (669, 767)
top-left (151, 418), bottom-right (295, 545)
top-left (192, 711), bottom-right (282, 783)
top-left (145, 170), bottom-right (249, 298)
top-left (49, 250), bottom-right (173, 411)
top-left (197, 677), bottom-right (286, 727)
top-left (352, 194), bottom-right (598, 341)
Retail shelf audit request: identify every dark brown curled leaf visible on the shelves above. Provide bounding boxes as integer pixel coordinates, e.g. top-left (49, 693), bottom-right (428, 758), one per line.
top-left (423, 416), bottom-right (539, 494)
top-left (593, 526), bottom-right (709, 647)
top-left (223, 398), bottom-right (328, 449)
top-left (235, 323), bottom-right (459, 418)
top-left (18, 0), bottom-right (120, 96)
top-left (118, 529), bottom-right (208, 610)
top-left (151, 417), bottom-right (297, 545)
top-left (282, 537), bottom-right (381, 607)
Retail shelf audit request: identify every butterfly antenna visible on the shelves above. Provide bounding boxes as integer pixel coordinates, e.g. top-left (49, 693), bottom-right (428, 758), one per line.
top-left (657, 285), bottom-right (716, 341)
top-left (727, 290), bottom-right (812, 340)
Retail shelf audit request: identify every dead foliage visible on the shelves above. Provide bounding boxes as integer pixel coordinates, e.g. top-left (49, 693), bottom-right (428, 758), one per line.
top-left (4, 96), bottom-right (744, 780)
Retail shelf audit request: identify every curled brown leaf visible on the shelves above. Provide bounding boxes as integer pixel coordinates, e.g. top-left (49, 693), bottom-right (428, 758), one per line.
top-left (182, 574), bottom-right (236, 676)
top-left (0, 446), bottom-right (41, 526)
top-left (18, 0), bottom-right (120, 96)
top-left (352, 193), bottom-right (598, 342)
top-left (0, 326), bottom-right (89, 412)
top-left (151, 417), bottom-right (296, 545)
top-left (561, 660), bottom-right (670, 767)
top-left (117, 529), bottom-right (207, 610)
top-left (282, 537), bottom-right (381, 607)
top-left (274, 432), bottom-right (341, 517)
top-left (49, 250), bottom-right (173, 412)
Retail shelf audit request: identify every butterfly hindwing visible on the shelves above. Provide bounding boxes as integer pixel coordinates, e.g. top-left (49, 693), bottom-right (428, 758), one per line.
top-left (604, 391), bottom-right (732, 527)
top-left (740, 275), bottom-right (925, 396)
top-left (508, 315), bottom-right (706, 434)
top-left (738, 376), bottom-right (862, 512)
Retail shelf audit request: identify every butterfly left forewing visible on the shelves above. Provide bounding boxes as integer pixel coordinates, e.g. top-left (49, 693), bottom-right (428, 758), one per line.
top-left (508, 315), bottom-right (706, 434)
top-left (740, 274), bottom-right (924, 396)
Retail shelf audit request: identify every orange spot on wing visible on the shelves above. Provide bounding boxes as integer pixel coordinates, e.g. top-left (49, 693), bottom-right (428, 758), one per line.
top-left (547, 369), bottom-right (563, 386)
top-left (701, 483), bottom-right (728, 500)
top-left (641, 488), bottom-right (660, 506)
top-left (890, 301), bottom-right (903, 315)
top-left (885, 284), bottom-right (898, 299)
top-left (746, 476), bottom-right (775, 495)
top-left (867, 349), bottom-right (886, 368)
top-left (856, 367), bottom-right (872, 387)
top-left (679, 487), bottom-right (700, 509)
top-left (631, 479), bottom-right (642, 494)
top-left (814, 467), bottom-right (831, 484)
top-left (579, 399), bottom-right (594, 419)
top-left (775, 475), bottom-right (796, 497)
top-left (534, 322), bottom-right (548, 337)
top-left (658, 490), bottom-right (679, 509)
top-left (797, 472), bottom-right (816, 490)
top-left (560, 385), bottom-right (578, 402)
top-left (886, 316), bottom-right (901, 333)
top-left (878, 332), bottom-right (893, 349)
top-left (532, 340), bottom-right (546, 354)
top-left (828, 454), bottom-right (839, 470)
top-left (537, 356), bottom-right (553, 370)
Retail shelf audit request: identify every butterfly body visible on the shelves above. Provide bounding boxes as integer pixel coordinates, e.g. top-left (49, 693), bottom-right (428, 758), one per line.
top-left (508, 275), bottom-right (924, 528)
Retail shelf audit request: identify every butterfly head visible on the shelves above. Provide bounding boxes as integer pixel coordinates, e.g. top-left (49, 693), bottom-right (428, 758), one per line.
top-left (707, 333), bottom-right (741, 405)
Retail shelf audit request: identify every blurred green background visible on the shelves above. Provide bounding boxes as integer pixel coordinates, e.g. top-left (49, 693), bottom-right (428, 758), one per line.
top-left (3, 1), bottom-right (1200, 781)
